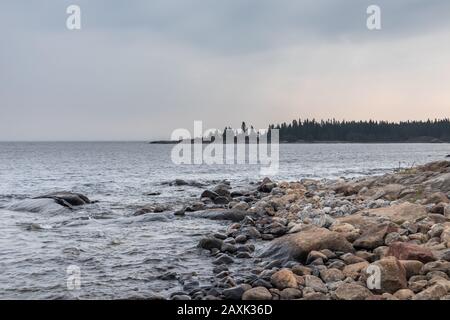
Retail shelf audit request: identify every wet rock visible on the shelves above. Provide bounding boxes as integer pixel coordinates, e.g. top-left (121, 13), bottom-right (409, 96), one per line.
top-left (246, 227), bottom-right (261, 239)
top-left (170, 179), bottom-right (205, 187)
top-left (387, 242), bottom-right (436, 263)
top-left (280, 288), bottom-right (302, 300)
top-left (183, 280), bottom-right (200, 293)
top-left (232, 202), bottom-right (250, 211)
top-left (201, 190), bottom-right (219, 200)
top-left (195, 209), bottom-right (254, 222)
top-left (252, 279), bottom-right (273, 289)
top-left (270, 269), bottom-right (298, 290)
top-left (145, 192), bottom-right (161, 196)
top-left (223, 284), bottom-right (251, 300)
top-left (236, 252), bottom-right (252, 259)
top-left (258, 178), bottom-right (276, 193)
top-left (213, 184), bottom-right (232, 198)
top-left (185, 202), bottom-right (206, 212)
top-left (198, 237), bottom-right (223, 251)
top-left (133, 204), bottom-right (171, 215)
top-left (213, 254), bottom-right (234, 265)
top-left (242, 287), bottom-right (272, 300)
top-left (34, 191), bottom-right (91, 207)
top-left (214, 196), bottom-right (230, 205)
top-left (221, 243), bottom-right (237, 254)
top-left (213, 233), bottom-right (227, 240)
top-left (235, 235), bottom-right (247, 243)
top-left (171, 295), bottom-right (191, 300)
top-left (158, 271), bottom-right (178, 281)
top-left (174, 208), bottom-right (186, 216)
top-left (261, 225), bottom-right (354, 263)
top-left (335, 283), bottom-right (373, 300)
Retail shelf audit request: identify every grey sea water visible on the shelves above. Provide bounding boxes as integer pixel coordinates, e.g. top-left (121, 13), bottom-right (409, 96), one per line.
top-left (0, 142), bottom-right (448, 299)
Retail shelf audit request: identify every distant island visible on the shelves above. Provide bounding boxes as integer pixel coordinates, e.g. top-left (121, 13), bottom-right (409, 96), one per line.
top-left (150, 119), bottom-right (450, 144)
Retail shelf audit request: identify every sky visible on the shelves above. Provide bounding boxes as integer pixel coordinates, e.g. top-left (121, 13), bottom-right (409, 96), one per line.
top-left (1, 0), bottom-right (450, 141)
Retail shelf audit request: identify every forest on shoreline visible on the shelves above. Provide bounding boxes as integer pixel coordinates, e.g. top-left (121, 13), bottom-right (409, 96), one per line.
top-left (269, 119), bottom-right (450, 143)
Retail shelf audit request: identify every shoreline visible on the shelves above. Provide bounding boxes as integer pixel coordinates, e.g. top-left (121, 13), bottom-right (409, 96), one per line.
top-left (164, 159), bottom-right (450, 300)
top-left (149, 140), bottom-right (450, 145)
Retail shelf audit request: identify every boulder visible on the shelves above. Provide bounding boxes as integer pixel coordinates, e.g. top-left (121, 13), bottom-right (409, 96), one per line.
top-left (194, 209), bottom-right (254, 222)
top-left (413, 284), bottom-right (447, 300)
top-left (393, 289), bottom-right (415, 300)
top-left (201, 190), bottom-right (219, 200)
top-left (319, 268), bottom-right (345, 283)
top-left (279, 288), bottom-right (302, 300)
top-left (242, 287), bottom-right (272, 300)
top-left (304, 275), bottom-right (327, 293)
top-left (343, 262), bottom-right (369, 279)
top-left (223, 284), bottom-right (251, 300)
top-left (353, 223), bottom-right (398, 250)
top-left (426, 173), bottom-right (450, 192)
top-left (387, 242), bottom-right (436, 263)
top-left (8, 192), bottom-right (91, 213)
top-left (260, 225), bottom-right (354, 263)
top-left (33, 191), bottom-right (90, 207)
top-left (335, 283), bottom-right (373, 300)
top-left (399, 260), bottom-right (424, 279)
top-left (198, 237), bottom-right (223, 250)
top-left (425, 192), bottom-right (450, 205)
top-left (368, 203), bottom-right (428, 225)
top-left (270, 269), bottom-right (298, 290)
top-left (371, 257), bottom-right (408, 294)
top-left (441, 224), bottom-right (450, 248)
top-left (258, 178), bottom-right (276, 193)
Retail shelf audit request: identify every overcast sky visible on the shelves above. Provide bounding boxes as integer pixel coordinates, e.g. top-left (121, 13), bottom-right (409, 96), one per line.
top-left (1, 0), bottom-right (450, 141)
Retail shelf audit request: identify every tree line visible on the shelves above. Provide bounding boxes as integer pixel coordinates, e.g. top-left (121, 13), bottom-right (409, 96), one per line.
top-left (267, 119), bottom-right (450, 142)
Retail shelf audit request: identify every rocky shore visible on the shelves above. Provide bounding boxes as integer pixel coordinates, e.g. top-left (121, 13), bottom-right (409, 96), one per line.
top-left (174, 160), bottom-right (450, 300)
top-left (8, 161), bottom-right (450, 300)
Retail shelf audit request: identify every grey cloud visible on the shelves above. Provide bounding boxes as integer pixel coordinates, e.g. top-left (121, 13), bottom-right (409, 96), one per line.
top-left (0, 1), bottom-right (450, 140)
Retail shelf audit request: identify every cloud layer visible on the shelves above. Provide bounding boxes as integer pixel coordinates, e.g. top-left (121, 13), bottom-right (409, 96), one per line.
top-left (1, 0), bottom-right (450, 140)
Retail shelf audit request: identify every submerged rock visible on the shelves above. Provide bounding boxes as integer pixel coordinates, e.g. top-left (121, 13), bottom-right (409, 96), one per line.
top-left (193, 209), bottom-right (255, 222)
top-left (8, 192), bottom-right (90, 213)
top-left (34, 192), bottom-right (90, 207)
